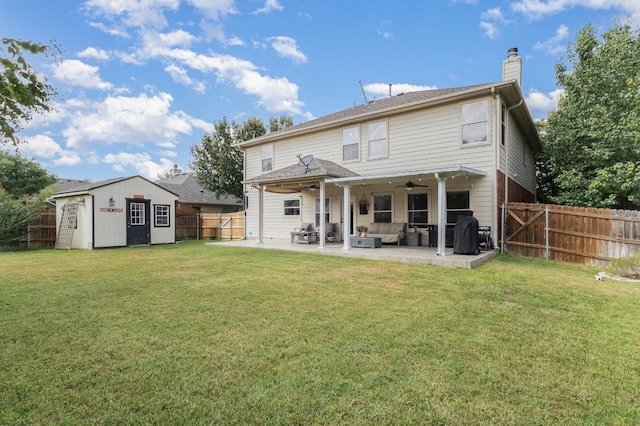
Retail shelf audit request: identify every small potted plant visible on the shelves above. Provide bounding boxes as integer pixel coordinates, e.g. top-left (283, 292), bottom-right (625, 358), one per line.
top-left (357, 225), bottom-right (368, 237)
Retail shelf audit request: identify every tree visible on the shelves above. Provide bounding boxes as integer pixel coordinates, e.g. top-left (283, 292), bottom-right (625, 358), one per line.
top-left (190, 115), bottom-right (293, 199)
top-left (537, 21), bottom-right (640, 209)
top-left (0, 151), bottom-right (55, 246)
top-left (269, 115), bottom-right (293, 132)
top-left (0, 150), bottom-right (56, 198)
top-left (1, 38), bottom-right (61, 146)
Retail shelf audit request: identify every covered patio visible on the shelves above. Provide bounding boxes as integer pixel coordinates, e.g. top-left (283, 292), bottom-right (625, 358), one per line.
top-left (212, 238), bottom-right (497, 269)
top-left (244, 157), bottom-right (488, 258)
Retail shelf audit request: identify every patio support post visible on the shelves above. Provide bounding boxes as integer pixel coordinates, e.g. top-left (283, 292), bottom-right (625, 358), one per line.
top-left (342, 184), bottom-right (351, 250)
top-left (319, 180), bottom-right (325, 249)
top-left (258, 185), bottom-right (264, 245)
top-left (435, 173), bottom-right (447, 256)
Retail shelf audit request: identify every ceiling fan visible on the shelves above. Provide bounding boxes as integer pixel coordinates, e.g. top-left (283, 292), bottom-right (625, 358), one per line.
top-left (396, 180), bottom-right (429, 191)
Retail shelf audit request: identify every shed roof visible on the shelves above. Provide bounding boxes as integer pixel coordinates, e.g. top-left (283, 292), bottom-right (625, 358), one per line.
top-left (51, 175), bottom-right (178, 198)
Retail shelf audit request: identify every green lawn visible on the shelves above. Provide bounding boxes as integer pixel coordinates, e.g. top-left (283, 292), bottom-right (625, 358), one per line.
top-left (1, 241), bottom-right (639, 424)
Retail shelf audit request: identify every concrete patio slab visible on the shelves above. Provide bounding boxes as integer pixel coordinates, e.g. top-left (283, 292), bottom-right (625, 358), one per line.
top-left (209, 238), bottom-right (497, 269)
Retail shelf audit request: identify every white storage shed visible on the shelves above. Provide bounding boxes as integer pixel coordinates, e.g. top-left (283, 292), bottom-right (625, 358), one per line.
top-left (51, 176), bottom-right (178, 249)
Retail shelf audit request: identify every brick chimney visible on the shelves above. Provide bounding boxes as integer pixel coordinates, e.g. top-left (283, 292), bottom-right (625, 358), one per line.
top-left (170, 164), bottom-right (182, 176)
top-left (502, 47), bottom-right (522, 88)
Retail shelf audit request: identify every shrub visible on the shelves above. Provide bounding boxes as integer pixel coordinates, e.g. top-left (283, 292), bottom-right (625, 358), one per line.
top-left (608, 253), bottom-right (640, 279)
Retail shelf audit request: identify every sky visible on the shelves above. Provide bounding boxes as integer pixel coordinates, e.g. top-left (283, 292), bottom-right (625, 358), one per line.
top-left (2, 0), bottom-right (639, 182)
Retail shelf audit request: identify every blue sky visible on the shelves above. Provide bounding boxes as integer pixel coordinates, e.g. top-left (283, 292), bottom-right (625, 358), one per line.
top-left (2, 0), bottom-right (639, 182)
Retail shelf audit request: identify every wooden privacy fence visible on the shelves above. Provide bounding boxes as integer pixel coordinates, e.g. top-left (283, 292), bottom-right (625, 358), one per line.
top-left (20, 210), bottom-right (57, 248)
top-left (503, 202), bottom-right (640, 266)
top-left (176, 212), bottom-right (245, 241)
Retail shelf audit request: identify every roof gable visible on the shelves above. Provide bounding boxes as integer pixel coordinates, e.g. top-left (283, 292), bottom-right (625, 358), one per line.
top-left (52, 175), bottom-right (178, 198)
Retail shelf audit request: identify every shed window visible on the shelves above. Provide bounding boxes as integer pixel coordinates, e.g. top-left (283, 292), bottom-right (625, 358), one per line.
top-left (462, 100), bottom-right (488, 144)
top-left (154, 205), bottom-right (170, 227)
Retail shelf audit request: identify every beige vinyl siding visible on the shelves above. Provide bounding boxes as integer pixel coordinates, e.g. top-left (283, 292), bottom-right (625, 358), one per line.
top-left (500, 113), bottom-right (537, 195)
top-left (243, 94), bottom-right (509, 240)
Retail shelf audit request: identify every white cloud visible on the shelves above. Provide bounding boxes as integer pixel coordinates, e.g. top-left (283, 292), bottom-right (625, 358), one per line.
top-left (187, 0), bottom-right (237, 20)
top-left (103, 151), bottom-right (176, 179)
top-left (253, 0), bottom-right (284, 15)
top-left (77, 47), bottom-right (110, 60)
top-left (481, 7), bottom-right (507, 22)
top-left (533, 24), bottom-right (570, 55)
top-left (83, 0), bottom-right (180, 29)
top-left (364, 83), bottom-right (437, 98)
top-left (18, 134), bottom-right (82, 167)
top-left (52, 59), bottom-right (114, 90)
top-left (480, 21), bottom-right (501, 39)
top-left (512, 0), bottom-right (640, 22)
top-left (268, 36), bottom-right (307, 63)
top-left (62, 92), bottom-right (194, 150)
top-left (525, 88), bottom-right (563, 118)
top-left (165, 64), bottom-right (206, 93)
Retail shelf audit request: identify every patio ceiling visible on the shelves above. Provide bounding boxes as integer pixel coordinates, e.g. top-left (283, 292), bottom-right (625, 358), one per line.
top-left (325, 165), bottom-right (487, 188)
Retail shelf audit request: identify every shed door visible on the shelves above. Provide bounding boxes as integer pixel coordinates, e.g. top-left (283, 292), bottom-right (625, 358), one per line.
top-left (126, 199), bottom-right (150, 245)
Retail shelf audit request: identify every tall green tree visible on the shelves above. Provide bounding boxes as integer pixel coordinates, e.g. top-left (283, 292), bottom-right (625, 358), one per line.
top-left (190, 115), bottom-right (293, 199)
top-left (0, 150), bottom-right (55, 246)
top-left (537, 21), bottom-right (640, 209)
top-left (0, 150), bottom-right (56, 198)
top-left (1, 38), bottom-right (61, 146)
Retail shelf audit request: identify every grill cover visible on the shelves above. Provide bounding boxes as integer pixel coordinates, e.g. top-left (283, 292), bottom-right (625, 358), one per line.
top-left (453, 216), bottom-right (479, 255)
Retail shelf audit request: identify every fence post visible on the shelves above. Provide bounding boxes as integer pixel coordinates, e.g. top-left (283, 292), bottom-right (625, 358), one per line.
top-left (545, 207), bottom-right (549, 260)
top-left (501, 203), bottom-right (506, 254)
top-left (197, 214), bottom-right (200, 240)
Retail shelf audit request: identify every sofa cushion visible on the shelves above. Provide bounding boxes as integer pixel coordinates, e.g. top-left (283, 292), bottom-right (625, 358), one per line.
top-left (368, 222), bottom-right (405, 234)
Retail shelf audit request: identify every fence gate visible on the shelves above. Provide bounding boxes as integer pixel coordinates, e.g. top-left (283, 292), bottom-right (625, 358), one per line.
top-left (504, 202), bottom-right (640, 267)
top-left (200, 212), bottom-right (245, 240)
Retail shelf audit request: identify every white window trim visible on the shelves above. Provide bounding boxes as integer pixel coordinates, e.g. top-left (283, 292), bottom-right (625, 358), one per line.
top-left (372, 192), bottom-right (394, 223)
top-left (367, 120), bottom-right (388, 160)
top-left (461, 100), bottom-right (489, 146)
top-left (342, 126), bottom-right (360, 162)
top-left (261, 144), bottom-right (274, 172)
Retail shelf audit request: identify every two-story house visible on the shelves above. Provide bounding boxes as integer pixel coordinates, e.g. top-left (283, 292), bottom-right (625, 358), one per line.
top-left (239, 48), bottom-right (541, 256)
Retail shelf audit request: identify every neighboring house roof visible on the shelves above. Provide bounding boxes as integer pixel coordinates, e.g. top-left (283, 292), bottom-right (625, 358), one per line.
top-left (155, 172), bottom-right (241, 206)
top-left (238, 81), bottom-right (541, 151)
top-left (54, 178), bottom-right (92, 193)
top-left (244, 158), bottom-right (360, 193)
top-left (51, 175), bottom-right (178, 198)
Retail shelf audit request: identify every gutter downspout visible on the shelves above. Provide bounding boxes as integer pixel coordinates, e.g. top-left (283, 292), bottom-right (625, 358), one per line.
top-left (502, 99), bottom-right (523, 254)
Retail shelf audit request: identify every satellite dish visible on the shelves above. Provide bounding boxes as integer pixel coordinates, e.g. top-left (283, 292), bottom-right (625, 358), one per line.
top-left (297, 154), bottom-right (313, 172)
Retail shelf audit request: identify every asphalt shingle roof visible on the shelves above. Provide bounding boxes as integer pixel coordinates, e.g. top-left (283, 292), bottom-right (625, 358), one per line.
top-left (155, 172), bottom-right (241, 206)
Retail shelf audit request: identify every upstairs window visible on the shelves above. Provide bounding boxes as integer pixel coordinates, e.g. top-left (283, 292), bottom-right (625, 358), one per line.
top-left (262, 144), bottom-right (273, 172)
top-left (368, 121), bottom-right (388, 159)
top-left (462, 100), bottom-right (488, 144)
top-left (342, 126), bottom-right (360, 161)
top-left (501, 103), bottom-right (506, 146)
top-left (373, 194), bottom-right (392, 223)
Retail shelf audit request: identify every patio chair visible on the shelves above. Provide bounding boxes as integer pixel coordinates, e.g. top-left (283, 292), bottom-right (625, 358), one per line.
top-left (290, 222), bottom-right (318, 244)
